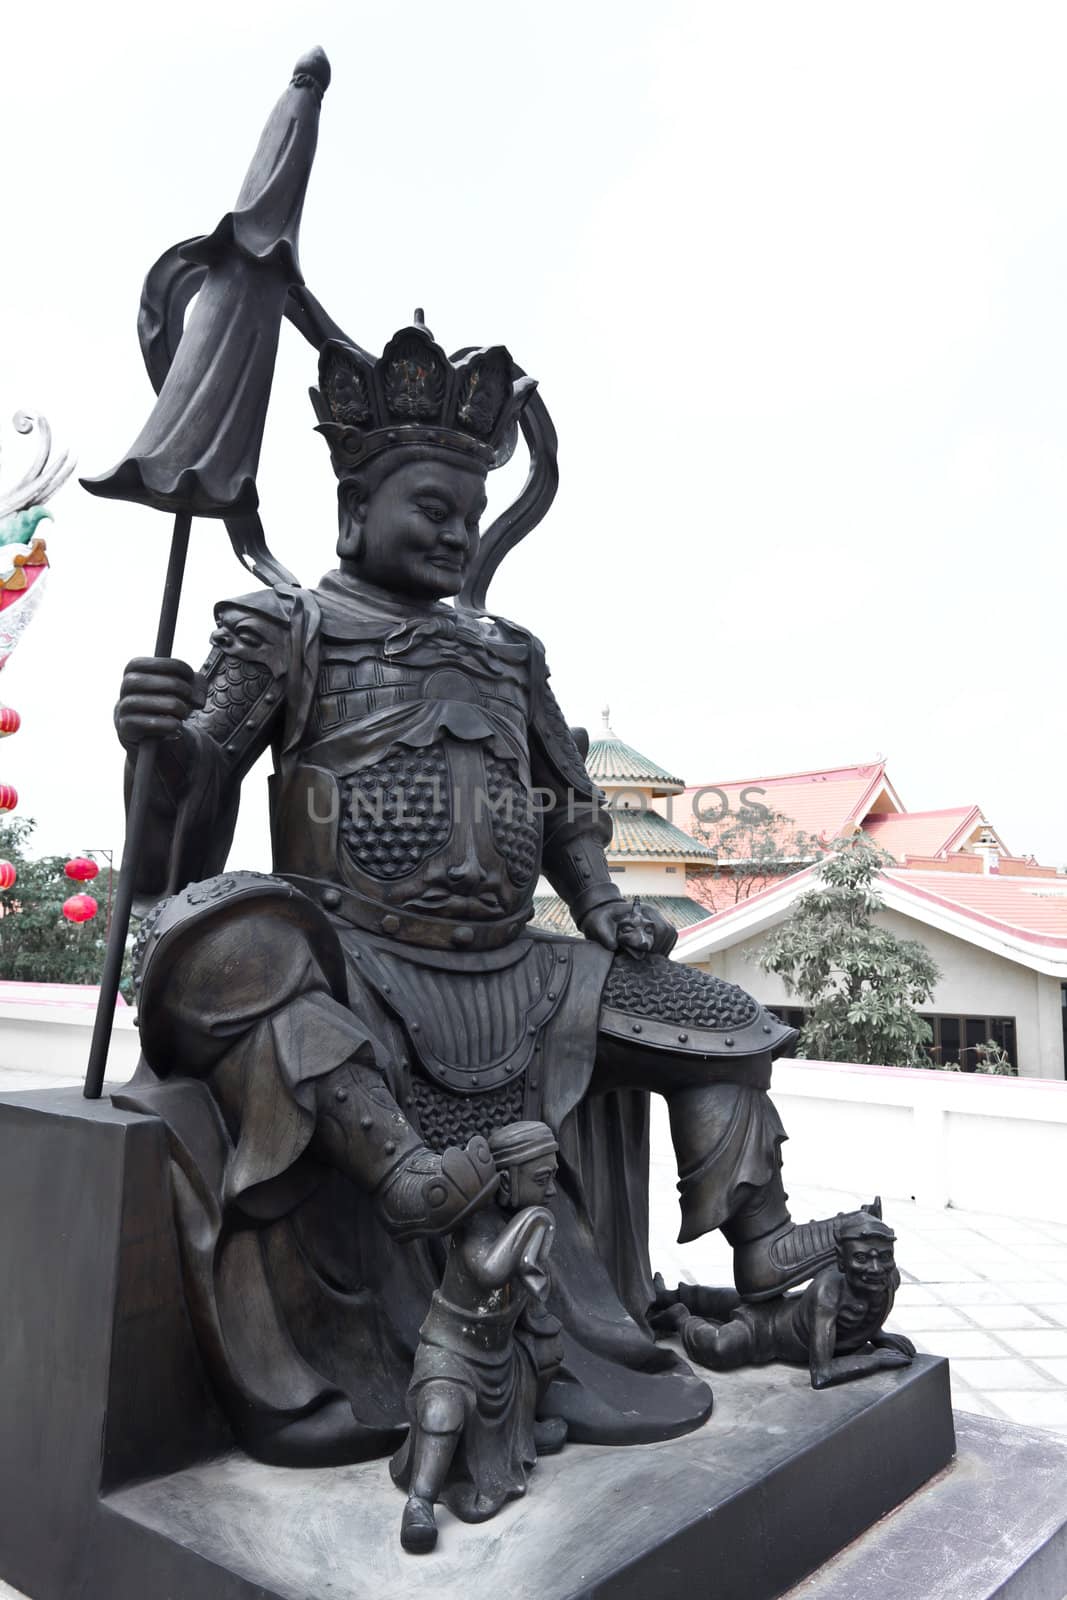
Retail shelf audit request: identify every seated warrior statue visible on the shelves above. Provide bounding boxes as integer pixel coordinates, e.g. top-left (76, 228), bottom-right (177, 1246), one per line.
top-left (114, 313), bottom-right (848, 1464)
top-left (391, 1120), bottom-right (564, 1554)
top-left (650, 1211), bottom-right (916, 1390)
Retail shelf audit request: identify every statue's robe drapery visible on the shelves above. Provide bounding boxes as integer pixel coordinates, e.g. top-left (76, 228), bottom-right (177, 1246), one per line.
top-left (117, 572), bottom-right (789, 1459)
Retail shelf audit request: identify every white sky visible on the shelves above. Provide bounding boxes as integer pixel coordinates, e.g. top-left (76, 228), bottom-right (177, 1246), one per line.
top-left (2, 0), bottom-right (1066, 870)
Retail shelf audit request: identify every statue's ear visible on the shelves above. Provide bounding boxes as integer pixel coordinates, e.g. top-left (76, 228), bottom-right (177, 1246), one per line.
top-left (337, 481), bottom-right (367, 561)
top-left (497, 1167), bottom-right (511, 1203)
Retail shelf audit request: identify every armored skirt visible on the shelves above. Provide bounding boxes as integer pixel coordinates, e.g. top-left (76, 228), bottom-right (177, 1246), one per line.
top-left (117, 873), bottom-right (790, 1465)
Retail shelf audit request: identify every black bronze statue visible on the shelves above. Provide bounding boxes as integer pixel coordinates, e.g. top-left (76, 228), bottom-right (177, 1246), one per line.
top-left (91, 44), bottom-right (874, 1472)
top-left (0, 46), bottom-right (960, 1600)
top-left (651, 1210), bottom-right (916, 1390)
top-left (390, 1119), bottom-right (564, 1553)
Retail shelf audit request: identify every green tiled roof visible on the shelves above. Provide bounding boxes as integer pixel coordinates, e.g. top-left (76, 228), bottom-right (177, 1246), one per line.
top-left (585, 736), bottom-right (685, 793)
top-left (531, 894), bottom-right (710, 937)
top-left (609, 809), bottom-right (715, 860)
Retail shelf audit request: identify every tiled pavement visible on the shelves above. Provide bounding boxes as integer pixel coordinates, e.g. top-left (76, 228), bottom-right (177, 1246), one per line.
top-left (1, 1078), bottom-right (1066, 1597)
top-left (648, 1100), bottom-right (1067, 1440)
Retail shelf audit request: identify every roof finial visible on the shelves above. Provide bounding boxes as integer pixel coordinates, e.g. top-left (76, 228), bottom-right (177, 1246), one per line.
top-left (602, 704), bottom-right (612, 734)
top-left (413, 307), bottom-right (426, 326)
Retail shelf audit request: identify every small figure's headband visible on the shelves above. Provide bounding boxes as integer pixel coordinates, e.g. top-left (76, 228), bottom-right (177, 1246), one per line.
top-left (488, 1119), bottom-right (559, 1170)
top-left (310, 312), bottom-right (537, 479)
top-left (836, 1212), bottom-right (896, 1244)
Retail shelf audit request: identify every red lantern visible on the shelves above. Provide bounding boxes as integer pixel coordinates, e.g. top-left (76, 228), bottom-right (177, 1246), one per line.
top-left (62, 893), bottom-right (98, 924)
top-left (65, 857), bottom-right (100, 882)
top-left (0, 786), bottom-right (16, 814)
top-left (0, 708), bottom-right (20, 737)
top-left (0, 861), bottom-right (15, 890)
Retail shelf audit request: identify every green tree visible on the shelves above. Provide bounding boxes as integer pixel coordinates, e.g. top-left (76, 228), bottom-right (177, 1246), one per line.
top-left (687, 803), bottom-right (826, 908)
top-left (0, 817), bottom-right (132, 997)
top-left (755, 832), bottom-right (940, 1067)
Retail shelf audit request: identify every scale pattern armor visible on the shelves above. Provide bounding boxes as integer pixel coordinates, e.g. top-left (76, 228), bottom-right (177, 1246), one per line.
top-left (603, 953), bottom-right (760, 1030)
top-left (200, 653), bottom-right (276, 743)
top-left (484, 755), bottom-right (541, 885)
top-left (340, 746), bottom-right (452, 879)
top-left (409, 1071), bottom-right (527, 1149)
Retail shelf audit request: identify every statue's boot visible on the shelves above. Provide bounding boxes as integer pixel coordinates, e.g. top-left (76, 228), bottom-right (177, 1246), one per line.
top-left (312, 1057), bottom-right (498, 1239)
top-left (534, 1416), bottom-right (567, 1455)
top-left (400, 1496), bottom-right (438, 1555)
top-left (722, 1172), bottom-right (844, 1302)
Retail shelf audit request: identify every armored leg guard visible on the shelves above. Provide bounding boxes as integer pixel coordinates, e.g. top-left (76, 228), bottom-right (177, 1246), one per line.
top-left (723, 1171), bottom-right (844, 1301)
top-left (312, 1058), bottom-right (498, 1239)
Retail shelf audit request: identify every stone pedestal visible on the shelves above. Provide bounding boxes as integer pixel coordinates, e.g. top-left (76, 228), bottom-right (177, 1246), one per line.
top-left (0, 1087), bottom-right (957, 1600)
top-left (786, 1411), bottom-right (1067, 1600)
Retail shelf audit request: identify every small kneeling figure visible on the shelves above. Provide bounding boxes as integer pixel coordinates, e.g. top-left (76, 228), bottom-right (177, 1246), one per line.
top-left (391, 1120), bottom-right (566, 1554)
top-left (653, 1210), bottom-right (915, 1391)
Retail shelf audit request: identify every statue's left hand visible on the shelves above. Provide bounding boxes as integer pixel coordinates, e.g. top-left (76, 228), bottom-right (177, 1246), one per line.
top-left (874, 1330), bottom-right (916, 1360)
top-left (581, 900), bottom-right (677, 956)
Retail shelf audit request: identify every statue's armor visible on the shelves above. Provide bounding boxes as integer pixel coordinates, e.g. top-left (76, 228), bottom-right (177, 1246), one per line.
top-left (276, 617), bottom-right (544, 950)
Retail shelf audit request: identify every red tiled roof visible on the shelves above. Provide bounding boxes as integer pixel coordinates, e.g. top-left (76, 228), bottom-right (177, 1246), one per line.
top-left (861, 807), bottom-right (980, 861)
top-left (675, 861), bottom-right (1067, 959)
top-left (885, 867), bottom-right (1067, 949)
top-left (675, 762), bottom-right (897, 848)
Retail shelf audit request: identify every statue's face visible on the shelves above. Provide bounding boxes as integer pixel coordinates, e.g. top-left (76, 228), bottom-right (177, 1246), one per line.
top-left (341, 456), bottom-right (488, 600)
top-left (616, 907), bottom-right (656, 959)
top-left (504, 1152), bottom-right (558, 1211)
top-left (840, 1235), bottom-right (896, 1293)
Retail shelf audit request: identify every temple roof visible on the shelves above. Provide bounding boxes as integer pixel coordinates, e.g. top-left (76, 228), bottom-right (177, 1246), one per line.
top-left (532, 894), bottom-right (712, 938)
top-left (584, 711), bottom-right (685, 795)
top-left (610, 809), bottom-right (715, 860)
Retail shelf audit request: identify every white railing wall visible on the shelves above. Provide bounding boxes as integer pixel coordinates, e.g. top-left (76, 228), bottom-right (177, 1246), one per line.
top-left (0, 1003), bottom-right (140, 1088)
top-left (769, 1059), bottom-right (1067, 1223)
top-left (1, 1007), bottom-right (1065, 1226)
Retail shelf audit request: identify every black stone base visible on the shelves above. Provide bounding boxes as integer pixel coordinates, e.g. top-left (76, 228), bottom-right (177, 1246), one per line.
top-left (0, 1088), bottom-right (956, 1600)
top-left (787, 1411), bottom-right (1067, 1600)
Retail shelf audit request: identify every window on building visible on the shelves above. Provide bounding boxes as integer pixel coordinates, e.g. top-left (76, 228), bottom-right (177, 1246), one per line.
top-left (920, 1014), bottom-right (1017, 1073)
top-left (763, 1005), bottom-right (807, 1058)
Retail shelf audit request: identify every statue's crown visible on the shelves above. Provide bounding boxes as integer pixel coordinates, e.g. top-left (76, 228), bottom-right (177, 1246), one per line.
top-left (310, 311), bottom-right (536, 477)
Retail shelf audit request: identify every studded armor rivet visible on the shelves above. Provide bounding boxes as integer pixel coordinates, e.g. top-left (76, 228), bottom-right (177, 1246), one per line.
top-left (411, 1021), bottom-right (421, 1033)
top-left (452, 926), bottom-right (474, 947)
top-left (427, 1182), bottom-right (448, 1207)
top-left (678, 1032), bottom-right (688, 1043)
top-left (321, 888), bottom-right (341, 910)
top-left (763, 1024), bottom-right (773, 1034)
top-left (382, 914), bottom-right (401, 935)
top-left (360, 1115), bottom-right (373, 1131)
top-left (384, 1140), bottom-right (396, 1156)
top-left (725, 1036), bottom-right (735, 1047)
top-left (632, 1023), bottom-right (642, 1034)
top-left (226, 742), bottom-right (238, 754)
top-left (335, 1088), bottom-right (348, 1103)
top-left (382, 983), bottom-right (391, 994)
top-left (547, 991), bottom-right (556, 1001)
top-left (471, 1075), bottom-right (480, 1085)
top-left (528, 1025), bottom-right (536, 1035)
top-left (557, 954), bottom-right (567, 964)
